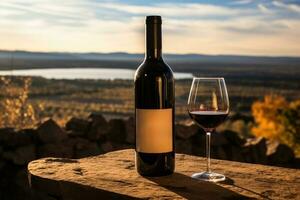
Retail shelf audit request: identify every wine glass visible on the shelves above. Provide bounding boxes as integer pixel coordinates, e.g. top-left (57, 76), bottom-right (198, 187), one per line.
top-left (187, 77), bottom-right (229, 182)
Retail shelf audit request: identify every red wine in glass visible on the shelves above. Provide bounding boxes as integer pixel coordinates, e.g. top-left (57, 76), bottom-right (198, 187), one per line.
top-left (189, 111), bottom-right (228, 131)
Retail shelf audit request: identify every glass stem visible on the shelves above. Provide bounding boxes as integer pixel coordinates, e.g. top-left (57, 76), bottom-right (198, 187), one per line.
top-left (206, 131), bottom-right (211, 173)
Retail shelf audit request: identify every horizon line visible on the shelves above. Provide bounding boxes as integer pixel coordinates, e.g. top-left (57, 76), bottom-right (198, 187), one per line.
top-left (1, 49), bottom-right (300, 59)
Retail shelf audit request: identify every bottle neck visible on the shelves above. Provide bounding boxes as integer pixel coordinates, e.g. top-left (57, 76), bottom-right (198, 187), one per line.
top-left (146, 23), bottom-right (162, 60)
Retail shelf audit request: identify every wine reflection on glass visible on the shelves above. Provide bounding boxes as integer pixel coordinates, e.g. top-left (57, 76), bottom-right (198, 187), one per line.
top-left (187, 77), bottom-right (230, 182)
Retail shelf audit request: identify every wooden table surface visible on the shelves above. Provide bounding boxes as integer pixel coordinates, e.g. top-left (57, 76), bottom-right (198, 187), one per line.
top-left (28, 149), bottom-right (300, 200)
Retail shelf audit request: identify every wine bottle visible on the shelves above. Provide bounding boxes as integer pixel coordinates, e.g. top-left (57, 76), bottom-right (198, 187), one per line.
top-left (134, 16), bottom-right (175, 176)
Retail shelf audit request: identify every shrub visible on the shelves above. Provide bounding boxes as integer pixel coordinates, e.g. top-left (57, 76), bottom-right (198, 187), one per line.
top-left (252, 95), bottom-right (300, 156)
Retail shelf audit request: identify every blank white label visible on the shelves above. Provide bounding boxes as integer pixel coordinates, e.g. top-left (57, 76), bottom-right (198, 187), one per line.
top-left (136, 108), bottom-right (173, 153)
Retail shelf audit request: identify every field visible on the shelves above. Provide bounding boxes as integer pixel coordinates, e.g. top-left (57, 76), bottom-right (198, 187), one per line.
top-left (1, 70), bottom-right (299, 124)
top-left (0, 52), bottom-right (299, 152)
top-left (0, 52), bottom-right (299, 123)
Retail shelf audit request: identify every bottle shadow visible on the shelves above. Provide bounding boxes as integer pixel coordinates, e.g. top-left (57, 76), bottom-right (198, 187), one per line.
top-left (145, 172), bottom-right (254, 200)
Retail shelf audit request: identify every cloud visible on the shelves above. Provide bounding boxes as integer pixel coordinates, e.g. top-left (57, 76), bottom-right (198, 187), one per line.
top-left (96, 2), bottom-right (244, 17)
top-left (273, 1), bottom-right (300, 13)
top-left (0, 0), bottom-right (299, 56)
top-left (257, 4), bottom-right (274, 14)
top-left (0, 1), bottom-right (86, 20)
top-left (231, 0), bottom-right (253, 5)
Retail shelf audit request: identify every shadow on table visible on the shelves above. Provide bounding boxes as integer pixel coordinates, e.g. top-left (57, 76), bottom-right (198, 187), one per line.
top-left (145, 172), bottom-right (255, 200)
top-left (31, 179), bottom-right (141, 200)
top-left (220, 177), bottom-right (271, 200)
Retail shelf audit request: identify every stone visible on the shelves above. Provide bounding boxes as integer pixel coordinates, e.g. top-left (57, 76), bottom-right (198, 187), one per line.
top-left (243, 137), bottom-right (267, 164)
top-left (65, 117), bottom-right (90, 135)
top-left (242, 145), bottom-right (255, 163)
top-left (100, 141), bottom-right (114, 153)
top-left (223, 145), bottom-right (241, 162)
top-left (37, 143), bottom-right (73, 158)
top-left (175, 139), bottom-right (193, 155)
top-left (89, 113), bottom-right (107, 123)
top-left (211, 132), bottom-right (228, 146)
top-left (87, 114), bottom-right (108, 141)
top-left (228, 146), bottom-right (245, 162)
top-left (37, 119), bottom-right (67, 144)
top-left (3, 145), bottom-right (35, 165)
top-left (28, 149), bottom-right (300, 200)
top-left (0, 128), bottom-right (15, 144)
top-left (0, 145), bottom-right (3, 156)
top-left (0, 165), bottom-right (32, 200)
top-left (0, 128), bottom-right (33, 147)
top-left (125, 117), bottom-right (135, 144)
top-left (175, 124), bottom-right (198, 139)
top-left (17, 129), bottom-right (37, 145)
top-left (106, 119), bottom-right (126, 144)
top-left (0, 160), bottom-right (6, 171)
top-left (66, 130), bottom-right (85, 137)
top-left (75, 142), bottom-right (102, 158)
top-left (230, 113), bottom-right (254, 123)
top-left (31, 190), bottom-right (58, 200)
top-left (190, 131), bottom-right (206, 156)
top-left (222, 130), bottom-right (246, 146)
top-left (15, 168), bottom-right (31, 193)
top-left (267, 141), bottom-right (295, 164)
top-left (63, 137), bottom-right (102, 158)
top-left (213, 146), bottom-right (228, 160)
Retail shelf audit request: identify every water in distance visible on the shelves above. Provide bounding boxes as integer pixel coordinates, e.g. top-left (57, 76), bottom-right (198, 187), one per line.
top-left (0, 68), bottom-right (193, 80)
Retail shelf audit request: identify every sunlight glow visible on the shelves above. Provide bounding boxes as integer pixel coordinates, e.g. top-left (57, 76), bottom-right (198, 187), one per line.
top-left (0, 0), bottom-right (299, 56)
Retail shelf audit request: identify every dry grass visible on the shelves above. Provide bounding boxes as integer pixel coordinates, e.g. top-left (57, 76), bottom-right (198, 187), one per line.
top-left (0, 76), bottom-right (43, 129)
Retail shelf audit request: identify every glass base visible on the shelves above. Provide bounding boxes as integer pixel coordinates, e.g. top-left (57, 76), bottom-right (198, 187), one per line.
top-left (191, 171), bottom-right (225, 182)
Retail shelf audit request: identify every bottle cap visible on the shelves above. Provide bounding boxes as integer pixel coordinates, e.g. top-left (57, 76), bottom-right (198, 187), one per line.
top-left (146, 16), bottom-right (162, 24)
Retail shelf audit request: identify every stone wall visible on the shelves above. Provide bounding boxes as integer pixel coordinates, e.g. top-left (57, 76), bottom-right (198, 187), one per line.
top-left (0, 114), bottom-right (298, 200)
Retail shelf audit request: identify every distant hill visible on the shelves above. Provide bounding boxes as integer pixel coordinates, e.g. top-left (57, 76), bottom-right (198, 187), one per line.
top-left (0, 50), bottom-right (299, 75)
top-left (1, 50), bottom-right (300, 65)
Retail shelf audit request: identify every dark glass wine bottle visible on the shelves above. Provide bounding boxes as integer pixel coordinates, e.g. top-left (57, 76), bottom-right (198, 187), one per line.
top-left (134, 16), bottom-right (175, 176)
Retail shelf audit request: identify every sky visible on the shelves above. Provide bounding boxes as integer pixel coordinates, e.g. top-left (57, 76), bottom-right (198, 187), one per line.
top-left (0, 0), bottom-right (300, 56)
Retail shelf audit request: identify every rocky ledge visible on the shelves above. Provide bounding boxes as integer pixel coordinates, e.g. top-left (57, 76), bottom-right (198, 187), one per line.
top-left (28, 149), bottom-right (300, 200)
top-left (1, 114), bottom-right (299, 200)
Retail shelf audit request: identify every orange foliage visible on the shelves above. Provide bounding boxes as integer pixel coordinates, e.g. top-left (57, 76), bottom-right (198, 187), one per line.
top-left (251, 95), bottom-right (287, 139)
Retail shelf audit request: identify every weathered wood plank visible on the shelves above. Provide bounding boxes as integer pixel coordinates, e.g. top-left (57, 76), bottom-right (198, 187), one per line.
top-left (28, 149), bottom-right (300, 200)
